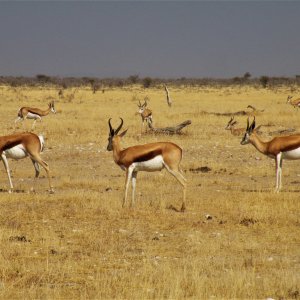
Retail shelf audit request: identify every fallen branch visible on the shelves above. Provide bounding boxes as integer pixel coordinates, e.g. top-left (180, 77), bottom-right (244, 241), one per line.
top-left (147, 120), bottom-right (192, 134)
top-left (201, 110), bottom-right (248, 117)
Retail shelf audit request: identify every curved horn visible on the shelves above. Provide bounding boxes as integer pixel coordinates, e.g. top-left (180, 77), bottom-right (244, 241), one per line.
top-left (115, 118), bottom-right (123, 134)
top-left (251, 116), bottom-right (256, 130)
top-left (108, 118), bottom-right (113, 133)
top-left (138, 100), bottom-right (141, 106)
top-left (246, 117), bottom-right (250, 131)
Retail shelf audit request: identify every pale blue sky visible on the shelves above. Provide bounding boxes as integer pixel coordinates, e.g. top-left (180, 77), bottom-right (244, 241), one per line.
top-left (0, 1), bottom-right (299, 78)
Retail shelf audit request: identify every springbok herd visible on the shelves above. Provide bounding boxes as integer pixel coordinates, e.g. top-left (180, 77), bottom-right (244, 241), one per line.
top-left (1, 92), bottom-right (300, 210)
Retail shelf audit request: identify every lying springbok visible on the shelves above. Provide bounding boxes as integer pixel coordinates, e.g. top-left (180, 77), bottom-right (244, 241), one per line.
top-left (107, 118), bottom-right (187, 211)
top-left (225, 116), bottom-right (245, 136)
top-left (286, 95), bottom-right (300, 108)
top-left (15, 101), bottom-right (56, 130)
top-left (0, 132), bottom-right (53, 193)
top-left (241, 117), bottom-right (300, 192)
top-left (137, 99), bottom-right (153, 133)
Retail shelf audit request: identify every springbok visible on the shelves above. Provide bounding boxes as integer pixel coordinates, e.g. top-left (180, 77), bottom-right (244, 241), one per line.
top-left (164, 85), bottom-right (172, 107)
top-left (15, 101), bottom-right (56, 130)
top-left (107, 118), bottom-right (187, 211)
top-left (241, 117), bottom-right (300, 192)
top-left (0, 132), bottom-right (53, 193)
top-left (137, 99), bottom-right (153, 133)
top-left (225, 117), bottom-right (245, 136)
top-left (286, 95), bottom-right (300, 108)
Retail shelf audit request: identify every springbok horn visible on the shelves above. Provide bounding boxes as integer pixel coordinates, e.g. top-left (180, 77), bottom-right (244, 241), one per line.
top-left (115, 118), bottom-right (124, 134)
top-left (246, 117), bottom-right (250, 131)
top-left (251, 117), bottom-right (256, 130)
top-left (108, 118), bottom-right (113, 133)
top-left (138, 100), bottom-right (141, 106)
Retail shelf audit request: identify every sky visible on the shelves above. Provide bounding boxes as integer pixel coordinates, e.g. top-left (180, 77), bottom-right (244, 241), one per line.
top-left (0, 1), bottom-right (299, 78)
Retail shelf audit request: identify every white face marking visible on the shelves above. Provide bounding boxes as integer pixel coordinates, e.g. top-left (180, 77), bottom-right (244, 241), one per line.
top-left (282, 147), bottom-right (300, 160)
top-left (27, 112), bottom-right (41, 120)
top-left (4, 144), bottom-right (28, 160)
top-left (138, 107), bottom-right (145, 114)
top-left (131, 155), bottom-right (164, 172)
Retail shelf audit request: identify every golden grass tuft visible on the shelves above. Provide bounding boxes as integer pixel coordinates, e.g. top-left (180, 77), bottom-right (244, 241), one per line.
top-left (0, 84), bottom-right (299, 299)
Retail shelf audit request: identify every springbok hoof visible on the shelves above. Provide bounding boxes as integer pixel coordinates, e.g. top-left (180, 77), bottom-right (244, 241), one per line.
top-left (8, 189), bottom-right (13, 194)
top-left (49, 189), bottom-right (55, 194)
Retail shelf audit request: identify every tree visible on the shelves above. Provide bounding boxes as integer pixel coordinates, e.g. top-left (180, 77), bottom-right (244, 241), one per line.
top-left (142, 77), bottom-right (152, 88)
top-left (259, 76), bottom-right (269, 88)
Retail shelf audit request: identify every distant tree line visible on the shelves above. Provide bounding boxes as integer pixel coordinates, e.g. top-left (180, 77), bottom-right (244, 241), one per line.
top-left (1, 73), bottom-right (300, 90)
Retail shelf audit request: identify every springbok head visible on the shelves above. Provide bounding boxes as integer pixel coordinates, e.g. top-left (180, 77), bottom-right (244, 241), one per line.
top-left (137, 99), bottom-right (148, 114)
top-left (107, 118), bottom-right (127, 151)
top-left (241, 117), bottom-right (256, 145)
top-left (225, 116), bottom-right (237, 130)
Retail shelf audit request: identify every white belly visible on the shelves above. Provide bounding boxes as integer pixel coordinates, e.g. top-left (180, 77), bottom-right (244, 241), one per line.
top-left (4, 145), bottom-right (28, 159)
top-left (282, 147), bottom-right (300, 160)
top-left (26, 112), bottom-right (40, 120)
top-left (132, 155), bottom-right (165, 172)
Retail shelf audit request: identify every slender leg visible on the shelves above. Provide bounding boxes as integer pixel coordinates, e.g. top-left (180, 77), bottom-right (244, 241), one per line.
top-left (31, 119), bottom-right (37, 130)
top-left (123, 167), bottom-right (133, 207)
top-left (1, 153), bottom-right (13, 192)
top-left (131, 171), bottom-right (138, 207)
top-left (163, 163), bottom-right (187, 212)
top-left (30, 154), bottom-right (54, 193)
top-left (14, 117), bottom-right (24, 130)
top-left (278, 154), bottom-right (283, 190)
top-left (275, 153), bottom-right (282, 192)
top-left (31, 160), bottom-right (40, 178)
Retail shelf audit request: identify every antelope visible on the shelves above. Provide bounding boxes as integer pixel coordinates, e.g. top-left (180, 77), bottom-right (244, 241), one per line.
top-left (15, 101), bottom-right (56, 130)
top-left (241, 117), bottom-right (300, 192)
top-left (137, 99), bottom-right (153, 133)
top-left (164, 85), bottom-right (172, 107)
top-left (225, 116), bottom-right (245, 136)
top-left (107, 118), bottom-right (187, 211)
top-left (286, 95), bottom-right (300, 108)
top-left (0, 132), bottom-right (53, 193)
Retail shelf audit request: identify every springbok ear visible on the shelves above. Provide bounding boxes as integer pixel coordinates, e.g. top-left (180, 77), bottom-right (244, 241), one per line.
top-left (246, 117), bottom-right (250, 131)
top-left (232, 121), bottom-right (237, 126)
top-left (119, 129), bottom-right (128, 137)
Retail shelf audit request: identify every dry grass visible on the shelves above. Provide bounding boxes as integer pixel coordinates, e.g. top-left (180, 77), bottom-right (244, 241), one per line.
top-left (0, 84), bottom-right (299, 299)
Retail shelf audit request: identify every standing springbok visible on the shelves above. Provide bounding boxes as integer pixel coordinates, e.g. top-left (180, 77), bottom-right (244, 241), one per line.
top-left (241, 117), bottom-right (300, 192)
top-left (107, 118), bottom-right (187, 211)
top-left (15, 101), bottom-right (56, 130)
top-left (225, 117), bottom-right (245, 136)
top-left (0, 132), bottom-right (53, 193)
top-left (137, 99), bottom-right (153, 133)
top-left (164, 85), bottom-right (172, 107)
top-left (286, 95), bottom-right (300, 108)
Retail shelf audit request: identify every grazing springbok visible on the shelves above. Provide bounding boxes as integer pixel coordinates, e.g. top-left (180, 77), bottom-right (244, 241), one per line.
top-left (286, 95), bottom-right (300, 108)
top-left (0, 132), bottom-right (53, 193)
top-left (164, 85), bottom-right (172, 107)
top-left (15, 101), bottom-right (56, 130)
top-left (137, 99), bottom-right (153, 133)
top-left (241, 117), bottom-right (300, 192)
top-left (225, 117), bottom-right (245, 136)
top-left (107, 118), bottom-right (187, 211)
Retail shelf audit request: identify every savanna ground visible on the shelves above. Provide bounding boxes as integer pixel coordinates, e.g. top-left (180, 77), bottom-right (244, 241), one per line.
top-left (0, 84), bottom-right (299, 299)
